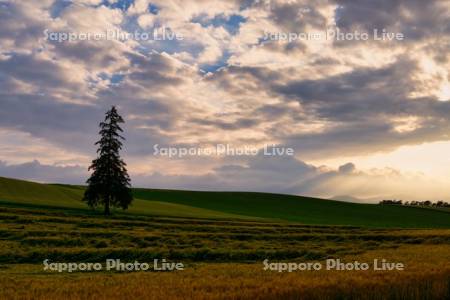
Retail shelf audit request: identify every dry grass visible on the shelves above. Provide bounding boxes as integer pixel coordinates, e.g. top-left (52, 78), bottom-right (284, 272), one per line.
top-left (0, 206), bottom-right (449, 299)
top-left (1, 245), bottom-right (450, 300)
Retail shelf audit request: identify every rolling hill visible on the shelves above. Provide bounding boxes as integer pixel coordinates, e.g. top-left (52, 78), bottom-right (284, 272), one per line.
top-left (1, 176), bottom-right (450, 228)
top-left (0, 177), bottom-right (248, 220)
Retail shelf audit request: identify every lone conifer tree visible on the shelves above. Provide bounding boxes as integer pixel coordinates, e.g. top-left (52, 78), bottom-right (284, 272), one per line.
top-left (83, 106), bottom-right (133, 215)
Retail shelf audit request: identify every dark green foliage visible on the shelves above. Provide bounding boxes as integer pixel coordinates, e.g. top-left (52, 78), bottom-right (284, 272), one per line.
top-left (83, 106), bottom-right (133, 215)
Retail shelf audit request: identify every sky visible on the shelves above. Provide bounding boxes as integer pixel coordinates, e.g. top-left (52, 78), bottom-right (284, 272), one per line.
top-left (0, 0), bottom-right (450, 202)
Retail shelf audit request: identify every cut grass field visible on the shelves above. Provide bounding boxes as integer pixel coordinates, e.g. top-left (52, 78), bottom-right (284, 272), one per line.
top-left (0, 205), bottom-right (449, 299)
top-left (3, 247), bottom-right (450, 300)
top-left (1, 176), bottom-right (450, 228)
top-left (0, 176), bottom-right (450, 299)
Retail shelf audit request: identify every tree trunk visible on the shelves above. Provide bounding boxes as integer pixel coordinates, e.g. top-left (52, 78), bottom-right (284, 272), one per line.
top-left (104, 196), bottom-right (110, 216)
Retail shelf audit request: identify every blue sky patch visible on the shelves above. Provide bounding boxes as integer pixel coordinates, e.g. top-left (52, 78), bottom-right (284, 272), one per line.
top-left (100, 0), bottom-right (134, 11)
top-left (200, 51), bottom-right (231, 73)
top-left (50, 0), bottom-right (73, 18)
top-left (148, 3), bottom-right (159, 15)
top-left (191, 14), bottom-right (246, 35)
top-left (98, 72), bottom-right (125, 86)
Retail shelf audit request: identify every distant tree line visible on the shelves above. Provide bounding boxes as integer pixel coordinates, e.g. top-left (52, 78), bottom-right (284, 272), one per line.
top-left (379, 199), bottom-right (450, 207)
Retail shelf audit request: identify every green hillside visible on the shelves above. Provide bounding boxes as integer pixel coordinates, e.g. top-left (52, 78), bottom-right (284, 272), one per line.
top-left (0, 177), bottom-right (249, 220)
top-left (0, 177), bottom-right (85, 208)
top-left (133, 189), bottom-right (450, 228)
top-left (1, 176), bottom-right (450, 228)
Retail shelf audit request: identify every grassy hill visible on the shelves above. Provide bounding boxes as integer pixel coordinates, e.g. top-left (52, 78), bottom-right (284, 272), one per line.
top-left (0, 177), bottom-right (249, 220)
top-left (1, 176), bottom-right (450, 228)
top-left (133, 189), bottom-right (450, 228)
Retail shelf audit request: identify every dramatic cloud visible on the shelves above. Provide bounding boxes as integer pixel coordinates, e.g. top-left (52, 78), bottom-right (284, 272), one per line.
top-left (1, 0), bottom-right (450, 201)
